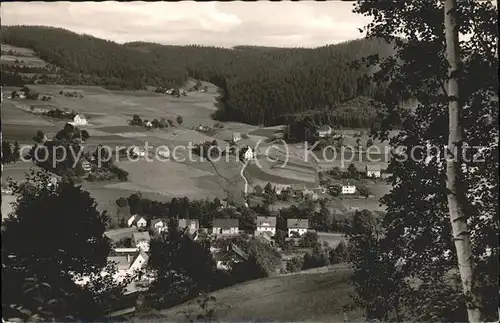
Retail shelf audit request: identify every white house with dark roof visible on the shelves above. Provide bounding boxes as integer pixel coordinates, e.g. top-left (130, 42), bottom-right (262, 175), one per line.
top-left (255, 216), bottom-right (277, 236)
top-left (287, 219), bottom-right (309, 236)
top-left (73, 114), bottom-right (87, 126)
top-left (316, 125), bottom-right (332, 138)
top-left (151, 219), bottom-right (166, 233)
top-left (212, 218), bottom-right (239, 236)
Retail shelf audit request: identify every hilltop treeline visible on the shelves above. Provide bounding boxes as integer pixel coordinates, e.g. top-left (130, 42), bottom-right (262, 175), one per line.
top-left (1, 25), bottom-right (393, 126)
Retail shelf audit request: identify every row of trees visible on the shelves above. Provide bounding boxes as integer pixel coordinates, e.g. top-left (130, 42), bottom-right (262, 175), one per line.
top-left (128, 114), bottom-right (183, 128)
top-left (2, 140), bottom-right (21, 164)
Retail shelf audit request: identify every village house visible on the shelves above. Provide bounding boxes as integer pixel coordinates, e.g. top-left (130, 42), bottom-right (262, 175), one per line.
top-left (81, 160), bottom-right (92, 172)
top-left (178, 218), bottom-right (200, 235)
top-left (133, 232), bottom-right (151, 252)
top-left (240, 146), bottom-right (255, 161)
top-left (144, 121), bottom-right (153, 129)
top-left (72, 114), bottom-right (87, 126)
top-left (29, 105), bottom-right (52, 114)
top-left (232, 132), bottom-right (241, 143)
top-left (214, 243), bottom-right (249, 270)
top-left (316, 125), bottom-right (332, 138)
top-left (212, 218), bottom-right (239, 236)
top-left (255, 216), bottom-right (277, 237)
top-left (127, 215), bottom-right (147, 228)
top-left (342, 185), bottom-right (357, 194)
top-left (136, 217), bottom-right (147, 228)
top-left (12, 90), bottom-right (26, 99)
top-left (287, 219), bottom-right (309, 237)
top-left (127, 215), bottom-right (138, 227)
top-left (151, 219), bottom-right (166, 233)
top-left (365, 165), bottom-right (382, 178)
top-left (157, 147), bottom-right (170, 159)
top-left (303, 189), bottom-right (319, 200)
top-left (130, 147), bottom-right (146, 158)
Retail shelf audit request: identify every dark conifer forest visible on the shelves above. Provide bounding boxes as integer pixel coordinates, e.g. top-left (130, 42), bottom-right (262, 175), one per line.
top-left (1, 25), bottom-right (394, 126)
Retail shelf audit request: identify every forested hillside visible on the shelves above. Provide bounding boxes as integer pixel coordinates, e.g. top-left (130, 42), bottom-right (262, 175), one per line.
top-left (1, 25), bottom-right (394, 126)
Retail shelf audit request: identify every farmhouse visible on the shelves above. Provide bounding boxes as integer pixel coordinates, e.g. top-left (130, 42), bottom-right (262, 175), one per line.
top-left (130, 147), bottom-right (146, 157)
top-left (127, 215), bottom-right (147, 228)
top-left (81, 160), bottom-right (92, 172)
top-left (214, 243), bottom-right (249, 270)
top-left (232, 132), bottom-right (242, 143)
top-left (212, 218), bottom-right (239, 236)
top-left (127, 215), bottom-right (138, 227)
top-left (342, 185), bottom-right (356, 194)
top-left (240, 146), bottom-right (255, 161)
top-left (287, 219), bottom-right (309, 236)
top-left (303, 189), bottom-right (318, 200)
top-left (29, 105), bottom-right (52, 114)
top-left (133, 232), bottom-right (151, 252)
top-left (151, 219), bottom-right (166, 233)
top-left (255, 216), bottom-right (277, 236)
top-left (316, 125), bottom-right (332, 138)
top-left (366, 165), bottom-right (381, 178)
top-left (136, 217), bottom-right (148, 228)
top-left (178, 218), bottom-right (199, 234)
top-left (144, 121), bottom-right (153, 129)
top-left (157, 147), bottom-right (170, 159)
top-left (73, 114), bottom-right (88, 126)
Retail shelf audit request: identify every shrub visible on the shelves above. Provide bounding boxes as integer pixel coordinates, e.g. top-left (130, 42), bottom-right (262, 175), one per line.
top-left (110, 166), bottom-right (129, 181)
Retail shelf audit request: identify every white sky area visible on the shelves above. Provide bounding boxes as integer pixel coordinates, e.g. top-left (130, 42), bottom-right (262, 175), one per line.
top-left (1, 1), bottom-right (372, 48)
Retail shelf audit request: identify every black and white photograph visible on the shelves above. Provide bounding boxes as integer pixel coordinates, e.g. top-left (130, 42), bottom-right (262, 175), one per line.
top-left (1, 1), bottom-right (498, 322)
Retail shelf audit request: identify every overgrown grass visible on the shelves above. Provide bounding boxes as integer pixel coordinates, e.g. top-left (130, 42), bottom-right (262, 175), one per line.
top-left (141, 269), bottom-right (360, 322)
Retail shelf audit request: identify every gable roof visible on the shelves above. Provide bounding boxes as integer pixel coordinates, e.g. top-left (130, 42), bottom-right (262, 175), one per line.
top-left (104, 227), bottom-right (138, 242)
top-left (108, 256), bottom-right (130, 271)
top-left (178, 218), bottom-right (199, 228)
top-left (256, 216), bottom-right (277, 228)
top-left (287, 218), bottom-right (309, 229)
top-left (213, 218), bottom-right (239, 228)
top-left (151, 219), bottom-right (164, 226)
top-left (133, 232), bottom-right (150, 244)
top-left (75, 114), bottom-right (86, 119)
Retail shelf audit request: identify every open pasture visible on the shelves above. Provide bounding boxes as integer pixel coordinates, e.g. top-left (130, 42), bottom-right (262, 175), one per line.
top-left (149, 270), bottom-right (360, 322)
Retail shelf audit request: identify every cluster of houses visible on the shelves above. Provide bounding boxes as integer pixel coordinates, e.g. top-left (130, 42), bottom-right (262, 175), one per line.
top-left (90, 213), bottom-right (310, 293)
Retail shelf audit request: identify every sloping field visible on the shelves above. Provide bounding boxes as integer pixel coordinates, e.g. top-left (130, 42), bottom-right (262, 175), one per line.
top-left (139, 269), bottom-right (361, 322)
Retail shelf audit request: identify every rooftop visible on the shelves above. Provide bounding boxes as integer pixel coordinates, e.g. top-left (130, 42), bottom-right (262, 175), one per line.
top-left (366, 165), bottom-right (381, 171)
top-left (179, 218), bottom-right (199, 228)
top-left (133, 232), bottom-right (150, 244)
top-left (108, 256), bottom-right (130, 271)
top-left (256, 216), bottom-right (277, 228)
top-left (287, 218), bottom-right (309, 229)
top-left (213, 218), bottom-right (239, 228)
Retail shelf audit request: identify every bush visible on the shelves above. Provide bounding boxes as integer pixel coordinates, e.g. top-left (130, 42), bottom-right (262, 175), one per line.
top-left (110, 166), bottom-right (129, 181)
top-left (286, 256), bottom-right (304, 273)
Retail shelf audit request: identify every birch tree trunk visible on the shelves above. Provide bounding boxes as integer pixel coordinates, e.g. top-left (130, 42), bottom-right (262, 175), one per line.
top-left (443, 0), bottom-right (483, 321)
